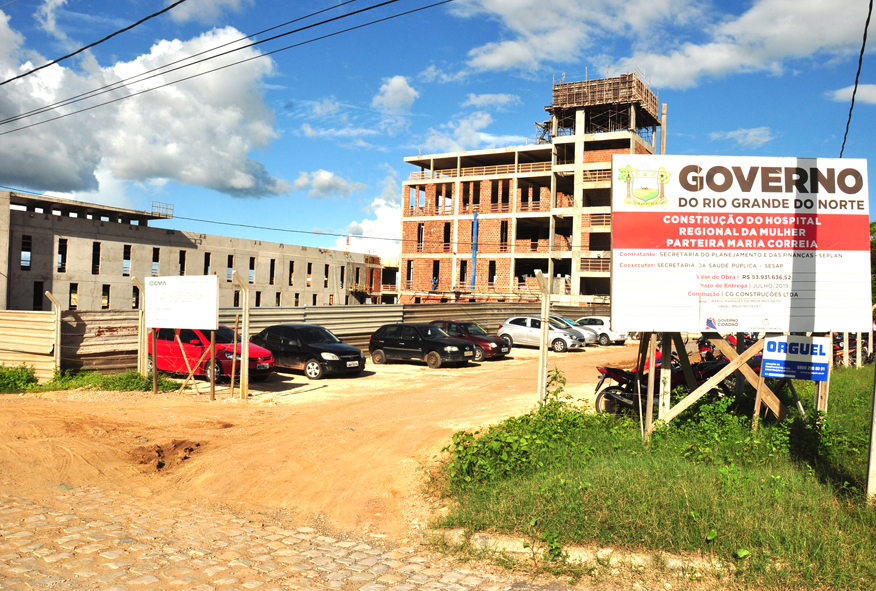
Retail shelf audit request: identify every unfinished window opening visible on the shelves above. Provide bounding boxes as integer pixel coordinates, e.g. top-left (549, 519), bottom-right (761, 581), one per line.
top-left (20, 235), bottom-right (32, 271)
top-left (306, 262), bottom-right (312, 287)
top-left (312, 294), bottom-right (317, 306)
top-left (406, 260), bottom-right (413, 287)
top-left (340, 265), bottom-right (345, 286)
top-left (294, 293), bottom-right (300, 306)
top-left (255, 291), bottom-right (262, 307)
top-left (443, 222), bottom-right (451, 252)
top-left (92, 242), bottom-right (101, 275)
top-left (269, 259), bottom-right (276, 285)
top-left (249, 257), bottom-right (255, 284)
top-left (123, 245), bottom-right (132, 277)
top-left (32, 281), bottom-right (43, 311)
top-left (178, 250), bottom-right (186, 276)
top-left (324, 264), bottom-right (329, 288)
top-left (101, 284), bottom-right (110, 309)
top-left (57, 238), bottom-right (67, 273)
top-left (329, 294), bottom-right (334, 305)
top-left (431, 261), bottom-right (440, 290)
top-left (275, 292), bottom-right (281, 307)
top-left (490, 180), bottom-right (499, 212)
top-left (501, 179), bottom-right (510, 211)
top-left (152, 248), bottom-right (160, 277)
top-left (500, 221), bottom-right (509, 252)
top-left (289, 261), bottom-right (295, 285)
top-left (459, 260), bottom-right (468, 286)
top-left (472, 181), bottom-right (481, 211)
top-left (461, 182), bottom-right (471, 211)
top-left (345, 295), bottom-right (349, 305)
top-left (69, 283), bottom-right (78, 310)
top-left (488, 261), bottom-right (497, 286)
top-left (417, 223), bottom-right (425, 252)
top-left (132, 286), bottom-right (140, 309)
top-left (233, 290), bottom-right (240, 307)
top-left (355, 267), bottom-right (361, 284)
top-left (227, 255), bottom-right (234, 282)
top-left (204, 252), bottom-right (212, 275)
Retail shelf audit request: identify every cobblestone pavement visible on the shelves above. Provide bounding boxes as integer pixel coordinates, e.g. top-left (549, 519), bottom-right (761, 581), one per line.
top-left (0, 487), bottom-right (521, 591)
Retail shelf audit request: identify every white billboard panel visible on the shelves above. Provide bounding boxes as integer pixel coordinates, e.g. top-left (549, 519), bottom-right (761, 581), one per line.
top-left (145, 275), bottom-right (219, 330)
top-left (610, 155), bottom-right (871, 333)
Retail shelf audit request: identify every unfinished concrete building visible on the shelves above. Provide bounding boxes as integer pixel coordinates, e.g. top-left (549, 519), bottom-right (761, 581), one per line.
top-left (1, 191), bottom-right (395, 312)
top-left (399, 72), bottom-right (664, 305)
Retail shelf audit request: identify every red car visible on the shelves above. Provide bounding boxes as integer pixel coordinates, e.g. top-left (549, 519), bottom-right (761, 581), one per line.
top-left (430, 320), bottom-right (511, 361)
top-left (147, 325), bottom-right (274, 382)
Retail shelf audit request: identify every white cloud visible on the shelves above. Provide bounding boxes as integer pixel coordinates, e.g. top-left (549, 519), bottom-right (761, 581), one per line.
top-left (168, 0), bottom-right (254, 24)
top-left (0, 23), bottom-right (289, 197)
top-left (311, 96), bottom-right (341, 116)
top-left (422, 111), bottom-right (525, 153)
top-left (462, 93), bottom-right (520, 109)
top-left (35, 0), bottom-right (70, 41)
top-left (333, 175), bottom-right (401, 258)
top-left (292, 169), bottom-right (367, 199)
top-left (371, 75), bottom-right (419, 114)
top-left (709, 127), bottom-right (776, 149)
top-left (450, 0), bottom-right (871, 88)
top-left (827, 84), bottom-right (876, 105)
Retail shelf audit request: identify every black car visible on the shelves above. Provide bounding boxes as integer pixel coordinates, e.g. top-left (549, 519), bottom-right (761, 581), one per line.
top-left (368, 323), bottom-right (475, 368)
top-left (250, 323), bottom-right (365, 380)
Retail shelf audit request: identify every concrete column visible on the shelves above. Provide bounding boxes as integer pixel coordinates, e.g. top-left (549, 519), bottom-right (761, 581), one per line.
top-left (629, 105), bottom-right (636, 155)
top-left (660, 103), bottom-right (668, 155)
top-left (0, 192), bottom-right (9, 309)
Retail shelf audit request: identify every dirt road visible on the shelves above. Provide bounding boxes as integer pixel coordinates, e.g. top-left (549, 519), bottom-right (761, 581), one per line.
top-left (0, 345), bottom-right (638, 543)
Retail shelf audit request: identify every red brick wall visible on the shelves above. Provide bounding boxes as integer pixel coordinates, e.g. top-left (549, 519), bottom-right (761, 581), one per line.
top-left (582, 148), bottom-right (628, 164)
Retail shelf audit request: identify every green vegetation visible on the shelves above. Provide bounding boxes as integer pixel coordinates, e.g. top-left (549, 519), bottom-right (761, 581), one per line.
top-left (0, 364), bottom-right (178, 393)
top-left (439, 367), bottom-right (876, 589)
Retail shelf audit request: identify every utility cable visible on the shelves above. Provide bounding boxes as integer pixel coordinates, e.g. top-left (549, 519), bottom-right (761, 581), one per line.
top-left (839, 0), bottom-right (873, 158)
top-left (0, 0), bottom-right (26, 9)
top-left (0, 0), bottom-right (363, 127)
top-left (0, 0), bottom-right (453, 137)
top-left (0, 0), bottom-right (190, 87)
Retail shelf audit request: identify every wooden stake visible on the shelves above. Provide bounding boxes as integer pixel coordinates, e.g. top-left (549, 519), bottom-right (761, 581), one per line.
top-left (210, 330), bottom-right (215, 401)
top-left (645, 334), bottom-right (657, 439)
top-left (151, 329), bottom-right (157, 395)
top-left (752, 373), bottom-right (767, 431)
top-left (230, 314), bottom-right (239, 399)
top-left (175, 345), bottom-right (213, 395)
top-left (176, 334), bottom-right (201, 396)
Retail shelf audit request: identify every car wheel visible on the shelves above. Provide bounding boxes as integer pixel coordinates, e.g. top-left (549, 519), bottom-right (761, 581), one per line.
top-left (304, 359), bottom-right (324, 380)
top-left (372, 349), bottom-right (386, 364)
top-left (552, 338), bottom-right (567, 353)
top-left (599, 334), bottom-right (611, 346)
top-left (500, 334), bottom-right (513, 347)
top-left (473, 346), bottom-right (485, 362)
top-left (426, 351), bottom-right (442, 369)
top-left (204, 359), bottom-right (223, 382)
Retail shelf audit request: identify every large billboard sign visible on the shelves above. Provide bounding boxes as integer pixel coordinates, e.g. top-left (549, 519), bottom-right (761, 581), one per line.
top-left (610, 155), bottom-right (871, 333)
top-left (145, 275), bottom-right (219, 330)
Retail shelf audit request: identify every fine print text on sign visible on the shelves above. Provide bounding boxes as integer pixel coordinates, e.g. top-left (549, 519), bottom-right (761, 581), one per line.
top-left (761, 335), bottom-right (831, 381)
top-left (610, 155), bottom-right (871, 333)
top-left (145, 275), bottom-right (219, 330)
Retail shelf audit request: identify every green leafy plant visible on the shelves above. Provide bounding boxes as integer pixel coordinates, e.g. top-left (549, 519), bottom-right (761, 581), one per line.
top-left (0, 364), bottom-right (38, 392)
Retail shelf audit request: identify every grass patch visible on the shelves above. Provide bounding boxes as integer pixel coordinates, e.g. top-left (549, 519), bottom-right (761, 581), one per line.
top-left (0, 364), bottom-right (178, 393)
top-left (438, 367), bottom-right (876, 589)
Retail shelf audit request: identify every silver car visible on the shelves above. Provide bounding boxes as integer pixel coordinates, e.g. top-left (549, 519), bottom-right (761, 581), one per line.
top-left (497, 316), bottom-right (588, 352)
top-left (549, 315), bottom-right (597, 345)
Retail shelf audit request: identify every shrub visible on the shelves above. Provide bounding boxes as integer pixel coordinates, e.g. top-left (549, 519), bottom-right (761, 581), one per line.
top-left (0, 364), bottom-right (38, 392)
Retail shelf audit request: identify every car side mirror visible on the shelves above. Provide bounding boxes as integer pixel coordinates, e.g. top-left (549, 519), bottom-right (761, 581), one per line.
top-left (189, 339), bottom-right (201, 345)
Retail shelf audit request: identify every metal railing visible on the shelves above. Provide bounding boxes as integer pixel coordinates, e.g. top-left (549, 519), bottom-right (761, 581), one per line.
top-left (580, 258), bottom-right (611, 272)
top-left (409, 161), bottom-right (552, 181)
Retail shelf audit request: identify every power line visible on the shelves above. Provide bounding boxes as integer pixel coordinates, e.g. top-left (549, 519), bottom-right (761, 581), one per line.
top-left (1, 0), bottom-right (364, 127)
top-left (0, 0), bottom-right (452, 135)
top-left (0, 0), bottom-right (191, 87)
top-left (0, 0), bottom-right (26, 9)
top-left (839, 0), bottom-right (873, 158)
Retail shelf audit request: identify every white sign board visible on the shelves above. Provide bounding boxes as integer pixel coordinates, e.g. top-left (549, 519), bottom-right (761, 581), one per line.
top-left (761, 335), bottom-right (831, 381)
top-left (611, 155), bottom-right (871, 333)
top-left (145, 275), bottom-right (219, 330)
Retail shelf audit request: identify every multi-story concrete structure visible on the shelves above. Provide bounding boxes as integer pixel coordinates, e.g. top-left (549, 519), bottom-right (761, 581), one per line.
top-left (399, 72), bottom-right (664, 305)
top-left (1, 191), bottom-right (395, 311)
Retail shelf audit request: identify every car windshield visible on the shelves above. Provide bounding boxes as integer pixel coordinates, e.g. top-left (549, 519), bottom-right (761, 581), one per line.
top-left (548, 320), bottom-right (567, 330)
top-left (554, 317), bottom-right (577, 327)
top-left (460, 322), bottom-right (487, 336)
top-left (214, 326), bottom-right (242, 344)
top-left (298, 326), bottom-right (340, 344)
top-left (419, 325), bottom-right (449, 339)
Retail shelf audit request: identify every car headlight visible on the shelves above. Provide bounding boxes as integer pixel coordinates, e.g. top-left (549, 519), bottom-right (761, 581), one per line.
top-left (321, 352), bottom-right (339, 361)
top-left (223, 351), bottom-right (241, 360)
top-left (488, 342), bottom-right (497, 349)
top-left (444, 346), bottom-right (459, 352)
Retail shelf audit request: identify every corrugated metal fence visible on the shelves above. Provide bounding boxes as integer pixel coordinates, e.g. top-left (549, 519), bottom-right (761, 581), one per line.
top-left (50, 303), bottom-right (612, 374)
top-left (0, 310), bottom-right (57, 382)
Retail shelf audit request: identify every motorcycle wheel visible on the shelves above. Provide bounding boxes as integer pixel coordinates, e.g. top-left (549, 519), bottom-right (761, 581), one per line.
top-left (594, 387), bottom-right (633, 416)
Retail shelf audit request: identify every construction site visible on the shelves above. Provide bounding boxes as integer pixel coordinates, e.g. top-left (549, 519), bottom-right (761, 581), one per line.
top-left (399, 71), bottom-right (666, 306)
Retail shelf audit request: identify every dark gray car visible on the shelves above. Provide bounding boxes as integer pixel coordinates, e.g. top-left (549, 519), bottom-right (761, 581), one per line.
top-left (251, 323), bottom-right (364, 380)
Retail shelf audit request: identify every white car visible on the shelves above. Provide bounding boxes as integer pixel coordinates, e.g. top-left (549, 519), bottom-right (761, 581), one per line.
top-left (549, 315), bottom-right (597, 345)
top-left (575, 316), bottom-right (628, 346)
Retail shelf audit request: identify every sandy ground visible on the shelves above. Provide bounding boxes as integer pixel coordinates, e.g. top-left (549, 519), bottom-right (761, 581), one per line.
top-left (0, 344), bottom-right (638, 543)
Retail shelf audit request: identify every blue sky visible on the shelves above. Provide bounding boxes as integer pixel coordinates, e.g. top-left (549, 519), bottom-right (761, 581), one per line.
top-left (0, 0), bottom-right (873, 258)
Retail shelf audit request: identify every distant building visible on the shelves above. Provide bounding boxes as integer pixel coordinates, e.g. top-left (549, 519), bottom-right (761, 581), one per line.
top-left (399, 72), bottom-right (664, 305)
top-left (0, 191), bottom-right (398, 311)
